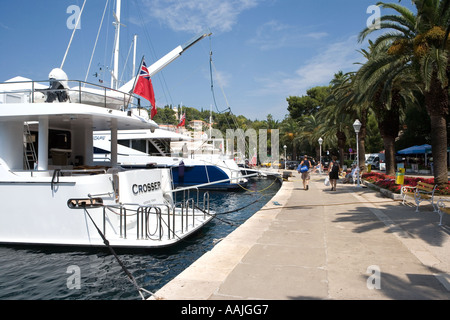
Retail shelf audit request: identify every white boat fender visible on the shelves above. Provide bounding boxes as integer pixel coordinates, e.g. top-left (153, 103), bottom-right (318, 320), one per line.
top-left (163, 192), bottom-right (174, 207)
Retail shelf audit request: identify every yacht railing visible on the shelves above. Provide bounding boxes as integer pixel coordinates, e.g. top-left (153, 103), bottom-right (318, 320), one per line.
top-left (13, 167), bottom-right (109, 177)
top-left (0, 79), bottom-right (144, 110)
top-left (76, 173), bottom-right (261, 243)
top-left (100, 188), bottom-right (211, 242)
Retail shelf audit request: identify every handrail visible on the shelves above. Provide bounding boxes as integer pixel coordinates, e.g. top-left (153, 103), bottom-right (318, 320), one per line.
top-left (0, 79), bottom-right (144, 110)
top-left (61, 168), bottom-right (108, 175)
top-left (99, 188), bottom-right (211, 242)
top-left (13, 168), bottom-right (109, 177)
top-left (203, 192), bottom-right (210, 218)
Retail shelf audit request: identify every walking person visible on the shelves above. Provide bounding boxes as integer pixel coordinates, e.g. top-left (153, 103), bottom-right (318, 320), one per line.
top-left (297, 155), bottom-right (311, 190)
top-left (328, 155), bottom-right (340, 191)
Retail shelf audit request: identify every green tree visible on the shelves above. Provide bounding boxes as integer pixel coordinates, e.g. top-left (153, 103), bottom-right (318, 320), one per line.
top-left (152, 105), bottom-right (178, 125)
top-left (359, 0), bottom-right (449, 185)
top-left (279, 115), bottom-right (301, 160)
top-left (396, 100), bottom-right (432, 150)
top-left (365, 111), bottom-right (385, 153)
top-left (327, 71), bottom-right (370, 171)
top-left (354, 41), bottom-right (419, 175)
top-left (298, 114), bottom-right (325, 159)
top-left (287, 86), bottom-right (331, 120)
top-left (317, 96), bottom-right (355, 165)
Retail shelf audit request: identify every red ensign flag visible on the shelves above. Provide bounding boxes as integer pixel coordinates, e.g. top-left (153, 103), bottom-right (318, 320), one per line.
top-left (177, 113), bottom-right (186, 128)
top-left (133, 59), bottom-right (157, 119)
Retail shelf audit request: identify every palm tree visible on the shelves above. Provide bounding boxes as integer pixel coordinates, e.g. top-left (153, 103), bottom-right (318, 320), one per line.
top-left (316, 98), bottom-right (354, 165)
top-left (327, 71), bottom-right (370, 172)
top-left (354, 42), bottom-right (420, 175)
top-left (298, 114), bottom-right (325, 158)
top-left (414, 0), bottom-right (449, 185)
top-left (280, 116), bottom-right (301, 160)
top-left (359, 0), bottom-right (449, 185)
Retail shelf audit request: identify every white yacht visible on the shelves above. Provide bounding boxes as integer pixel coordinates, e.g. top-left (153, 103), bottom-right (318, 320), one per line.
top-left (0, 0), bottom-right (220, 248)
top-left (0, 76), bottom-right (213, 248)
top-left (93, 128), bottom-right (249, 190)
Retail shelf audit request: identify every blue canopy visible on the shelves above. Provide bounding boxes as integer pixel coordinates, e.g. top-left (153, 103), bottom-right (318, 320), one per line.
top-left (397, 144), bottom-right (431, 155)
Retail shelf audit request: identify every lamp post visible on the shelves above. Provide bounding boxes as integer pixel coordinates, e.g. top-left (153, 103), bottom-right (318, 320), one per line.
top-left (318, 137), bottom-right (323, 174)
top-left (283, 145), bottom-right (287, 169)
top-left (353, 119), bottom-right (362, 187)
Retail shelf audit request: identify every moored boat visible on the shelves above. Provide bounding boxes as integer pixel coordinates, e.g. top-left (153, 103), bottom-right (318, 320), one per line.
top-left (0, 77), bottom-right (214, 248)
top-left (93, 128), bottom-right (249, 190)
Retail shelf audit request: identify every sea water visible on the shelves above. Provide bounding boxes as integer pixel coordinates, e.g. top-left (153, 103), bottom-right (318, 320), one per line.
top-left (0, 176), bottom-right (281, 300)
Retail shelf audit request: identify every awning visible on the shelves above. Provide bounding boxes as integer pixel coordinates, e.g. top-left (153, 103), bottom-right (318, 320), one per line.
top-left (397, 144), bottom-right (431, 155)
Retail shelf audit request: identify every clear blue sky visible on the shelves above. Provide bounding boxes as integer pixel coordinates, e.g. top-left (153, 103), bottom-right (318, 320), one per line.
top-left (0, 0), bottom-right (416, 121)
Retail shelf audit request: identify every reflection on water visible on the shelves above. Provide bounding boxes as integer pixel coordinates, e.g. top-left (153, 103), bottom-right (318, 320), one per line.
top-left (0, 176), bottom-right (281, 300)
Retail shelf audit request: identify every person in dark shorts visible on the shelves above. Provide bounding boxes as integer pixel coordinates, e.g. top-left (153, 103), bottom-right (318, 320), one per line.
top-left (328, 155), bottom-right (340, 191)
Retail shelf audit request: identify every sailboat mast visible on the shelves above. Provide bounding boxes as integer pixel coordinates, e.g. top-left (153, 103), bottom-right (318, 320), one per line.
top-left (133, 34), bottom-right (137, 78)
top-left (112, 0), bottom-right (121, 90)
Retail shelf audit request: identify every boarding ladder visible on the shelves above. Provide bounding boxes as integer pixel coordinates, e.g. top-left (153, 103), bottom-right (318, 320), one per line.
top-left (23, 122), bottom-right (37, 170)
top-left (150, 139), bottom-right (168, 156)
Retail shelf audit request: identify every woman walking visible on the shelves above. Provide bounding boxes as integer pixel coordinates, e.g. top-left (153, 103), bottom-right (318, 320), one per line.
top-left (328, 156), bottom-right (340, 191)
top-left (297, 155), bottom-right (311, 190)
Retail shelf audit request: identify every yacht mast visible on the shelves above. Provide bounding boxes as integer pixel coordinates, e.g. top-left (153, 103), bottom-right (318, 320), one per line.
top-left (112, 0), bottom-right (121, 90)
top-left (133, 34), bottom-right (137, 78)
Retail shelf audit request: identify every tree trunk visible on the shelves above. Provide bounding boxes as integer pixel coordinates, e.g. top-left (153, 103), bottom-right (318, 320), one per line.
top-left (337, 131), bottom-right (346, 165)
top-left (292, 139), bottom-right (297, 161)
top-left (382, 135), bottom-right (396, 176)
top-left (429, 114), bottom-right (448, 185)
top-left (378, 93), bottom-right (400, 176)
top-left (425, 72), bottom-right (448, 186)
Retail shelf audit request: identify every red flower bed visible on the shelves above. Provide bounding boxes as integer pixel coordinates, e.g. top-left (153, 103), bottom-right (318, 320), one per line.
top-left (361, 172), bottom-right (450, 195)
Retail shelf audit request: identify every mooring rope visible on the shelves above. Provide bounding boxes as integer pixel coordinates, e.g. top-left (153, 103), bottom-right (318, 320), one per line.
top-left (79, 175), bottom-right (279, 298)
top-left (82, 206), bottom-right (155, 300)
top-left (238, 175), bottom-right (280, 193)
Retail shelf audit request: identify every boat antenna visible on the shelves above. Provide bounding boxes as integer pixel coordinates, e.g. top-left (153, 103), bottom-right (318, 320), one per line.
top-left (84, 0), bottom-right (110, 83)
top-left (61, 0), bottom-right (87, 69)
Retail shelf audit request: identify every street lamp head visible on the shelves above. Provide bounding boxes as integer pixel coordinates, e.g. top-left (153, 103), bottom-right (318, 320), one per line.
top-left (318, 137), bottom-right (323, 145)
top-left (353, 119), bottom-right (362, 133)
top-left (283, 145), bottom-right (287, 149)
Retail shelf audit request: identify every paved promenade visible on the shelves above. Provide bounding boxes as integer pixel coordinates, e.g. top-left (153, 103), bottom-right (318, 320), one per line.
top-left (152, 172), bottom-right (450, 300)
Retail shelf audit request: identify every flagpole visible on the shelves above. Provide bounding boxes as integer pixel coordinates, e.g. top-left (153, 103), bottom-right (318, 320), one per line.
top-left (127, 56), bottom-right (145, 107)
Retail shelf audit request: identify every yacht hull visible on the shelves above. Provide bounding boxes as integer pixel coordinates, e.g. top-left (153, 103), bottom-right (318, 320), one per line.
top-left (0, 167), bottom-right (213, 248)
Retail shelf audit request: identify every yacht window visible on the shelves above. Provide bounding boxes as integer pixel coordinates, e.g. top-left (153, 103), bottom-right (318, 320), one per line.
top-left (49, 129), bottom-right (71, 150)
top-left (131, 139), bottom-right (146, 153)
